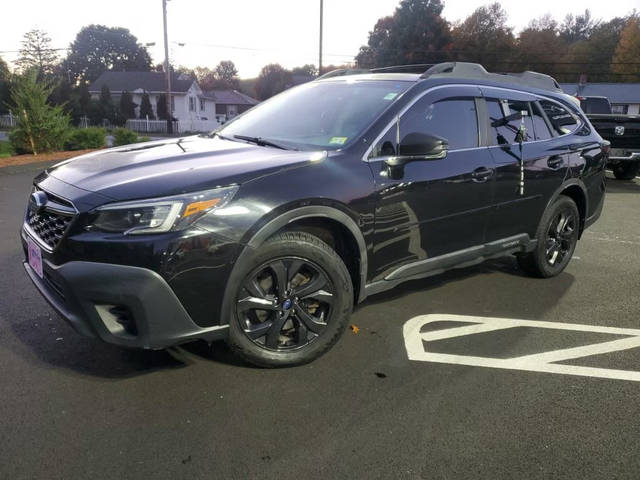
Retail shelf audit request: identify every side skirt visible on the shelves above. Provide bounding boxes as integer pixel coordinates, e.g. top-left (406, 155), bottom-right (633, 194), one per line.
top-left (362, 234), bottom-right (536, 300)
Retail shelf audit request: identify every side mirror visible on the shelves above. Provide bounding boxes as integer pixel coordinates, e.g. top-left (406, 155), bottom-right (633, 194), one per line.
top-left (385, 133), bottom-right (448, 166)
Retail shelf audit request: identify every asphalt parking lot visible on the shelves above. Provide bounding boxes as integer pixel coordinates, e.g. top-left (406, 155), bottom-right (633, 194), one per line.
top-left (1, 162), bottom-right (639, 480)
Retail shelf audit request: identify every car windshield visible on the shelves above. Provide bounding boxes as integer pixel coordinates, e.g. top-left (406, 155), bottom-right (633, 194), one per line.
top-left (217, 79), bottom-right (413, 151)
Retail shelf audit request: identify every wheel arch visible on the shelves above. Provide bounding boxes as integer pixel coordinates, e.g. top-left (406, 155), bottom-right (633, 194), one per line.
top-left (546, 179), bottom-right (588, 237)
top-left (245, 205), bottom-right (368, 304)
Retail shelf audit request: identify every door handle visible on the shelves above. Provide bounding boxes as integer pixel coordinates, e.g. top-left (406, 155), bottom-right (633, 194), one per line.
top-left (548, 156), bottom-right (564, 170)
top-left (471, 167), bottom-right (494, 182)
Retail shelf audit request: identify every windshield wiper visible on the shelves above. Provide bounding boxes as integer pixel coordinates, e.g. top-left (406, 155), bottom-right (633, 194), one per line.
top-left (232, 135), bottom-right (292, 150)
top-left (211, 131), bottom-right (235, 142)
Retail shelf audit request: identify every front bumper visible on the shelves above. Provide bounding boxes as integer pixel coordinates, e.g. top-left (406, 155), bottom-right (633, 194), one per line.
top-left (22, 257), bottom-right (229, 349)
top-left (608, 151), bottom-right (640, 162)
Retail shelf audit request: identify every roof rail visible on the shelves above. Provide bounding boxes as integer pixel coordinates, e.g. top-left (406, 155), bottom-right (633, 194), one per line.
top-left (370, 64), bottom-right (435, 74)
top-left (316, 68), bottom-right (371, 80)
top-left (317, 63), bottom-right (434, 80)
top-left (420, 62), bottom-right (562, 92)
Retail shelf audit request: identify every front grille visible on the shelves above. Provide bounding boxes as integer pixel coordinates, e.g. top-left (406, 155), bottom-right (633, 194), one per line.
top-left (26, 186), bottom-right (77, 249)
top-left (27, 209), bottom-right (74, 249)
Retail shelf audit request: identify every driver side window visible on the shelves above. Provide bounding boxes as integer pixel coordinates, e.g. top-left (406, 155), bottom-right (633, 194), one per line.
top-left (369, 97), bottom-right (479, 159)
top-left (401, 98), bottom-right (478, 150)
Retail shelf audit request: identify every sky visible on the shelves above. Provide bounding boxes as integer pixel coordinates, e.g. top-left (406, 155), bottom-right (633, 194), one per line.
top-left (1, 0), bottom-right (638, 78)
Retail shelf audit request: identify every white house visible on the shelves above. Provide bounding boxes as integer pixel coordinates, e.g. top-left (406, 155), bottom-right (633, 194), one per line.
top-left (88, 71), bottom-right (219, 133)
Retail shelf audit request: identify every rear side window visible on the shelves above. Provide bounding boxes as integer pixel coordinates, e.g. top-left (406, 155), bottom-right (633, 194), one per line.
top-left (486, 99), bottom-right (533, 145)
top-left (400, 98), bottom-right (478, 150)
top-left (530, 102), bottom-right (553, 140)
top-left (540, 100), bottom-right (579, 135)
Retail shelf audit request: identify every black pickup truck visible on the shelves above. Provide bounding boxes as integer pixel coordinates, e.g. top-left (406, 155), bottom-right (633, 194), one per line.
top-left (579, 96), bottom-right (640, 180)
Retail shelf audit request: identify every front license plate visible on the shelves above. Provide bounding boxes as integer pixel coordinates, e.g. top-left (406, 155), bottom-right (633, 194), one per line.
top-left (27, 237), bottom-right (43, 279)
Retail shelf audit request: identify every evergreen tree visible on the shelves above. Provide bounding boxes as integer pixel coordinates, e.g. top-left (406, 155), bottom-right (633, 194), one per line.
top-left (156, 93), bottom-right (169, 121)
top-left (139, 92), bottom-right (155, 120)
top-left (16, 29), bottom-right (58, 75)
top-left (119, 91), bottom-right (136, 120)
top-left (8, 70), bottom-right (70, 154)
top-left (98, 84), bottom-right (116, 125)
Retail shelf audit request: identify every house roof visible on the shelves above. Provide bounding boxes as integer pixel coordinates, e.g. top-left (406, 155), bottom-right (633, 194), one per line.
top-left (204, 89), bottom-right (259, 105)
top-left (561, 83), bottom-right (640, 104)
top-left (88, 71), bottom-right (195, 94)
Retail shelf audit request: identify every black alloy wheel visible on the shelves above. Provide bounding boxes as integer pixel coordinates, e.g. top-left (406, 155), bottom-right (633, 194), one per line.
top-left (226, 231), bottom-right (353, 367)
top-left (545, 210), bottom-right (577, 267)
top-left (236, 257), bottom-right (334, 351)
top-left (517, 196), bottom-right (580, 278)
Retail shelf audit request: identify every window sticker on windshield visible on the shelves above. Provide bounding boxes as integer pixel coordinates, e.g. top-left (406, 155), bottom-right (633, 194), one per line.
top-left (329, 137), bottom-right (348, 145)
top-left (384, 93), bottom-right (398, 101)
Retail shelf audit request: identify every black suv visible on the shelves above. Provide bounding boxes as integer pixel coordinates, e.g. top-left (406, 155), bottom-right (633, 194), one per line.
top-left (21, 62), bottom-right (608, 367)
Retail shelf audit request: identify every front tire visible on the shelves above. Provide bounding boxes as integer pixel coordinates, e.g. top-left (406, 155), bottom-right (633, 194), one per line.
top-left (612, 162), bottom-right (640, 180)
top-left (226, 231), bottom-right (353, 367)
top-left (517, 196), bottom-right (580, 278)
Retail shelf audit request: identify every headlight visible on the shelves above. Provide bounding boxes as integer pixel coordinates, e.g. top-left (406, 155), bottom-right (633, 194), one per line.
top-left (90, 186), bottom-right (238, 235)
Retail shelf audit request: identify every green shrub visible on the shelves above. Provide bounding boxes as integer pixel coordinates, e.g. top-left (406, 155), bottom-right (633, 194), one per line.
top-left (113, 128), bottom-right (138, 146)
top-left (137, 136), bottom-right (151, 143)
top-left (0, 140), bottom-right (15, 158)
top-left (65, 127), bottom-right (106, 150)
top-left (9, 70), bottom-right (70, 155)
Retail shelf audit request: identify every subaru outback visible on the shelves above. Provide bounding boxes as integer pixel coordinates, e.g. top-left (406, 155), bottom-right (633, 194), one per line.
top-left (21, 62), bottom-right (608, 367)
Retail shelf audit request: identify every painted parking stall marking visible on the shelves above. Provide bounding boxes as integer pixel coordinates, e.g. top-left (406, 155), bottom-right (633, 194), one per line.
top-left (403, 314), bottom-right (640, 382)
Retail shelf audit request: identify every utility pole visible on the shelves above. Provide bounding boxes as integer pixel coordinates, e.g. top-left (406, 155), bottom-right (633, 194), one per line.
top-left (318, 0), bottom-right (323, 76)
top-left (162, 0), bottom-right (173, 134)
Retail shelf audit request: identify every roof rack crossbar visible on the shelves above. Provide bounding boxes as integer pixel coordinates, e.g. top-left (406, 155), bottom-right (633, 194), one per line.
top-left (420, 62), bottom-right (562, 92)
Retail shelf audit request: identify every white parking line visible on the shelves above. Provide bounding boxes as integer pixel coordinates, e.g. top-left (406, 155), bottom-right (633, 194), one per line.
top-left (404, 314), bottom-right (640, 382)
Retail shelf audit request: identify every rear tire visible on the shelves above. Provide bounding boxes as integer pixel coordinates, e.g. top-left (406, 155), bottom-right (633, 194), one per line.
top-left (612, 162), bottom-right (640, 180)
top-left (517, 196), bottom-right (580, 278)
top-left (225, 231), bottom-right (353, 367)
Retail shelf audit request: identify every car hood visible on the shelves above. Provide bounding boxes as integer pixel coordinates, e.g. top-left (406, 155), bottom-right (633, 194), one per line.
top-left (46, 136), bottom-right (316, 201)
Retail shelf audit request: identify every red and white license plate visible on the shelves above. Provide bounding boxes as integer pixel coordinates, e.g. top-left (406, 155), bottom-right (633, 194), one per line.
top-left (27, 237), bottom-right (43, 279)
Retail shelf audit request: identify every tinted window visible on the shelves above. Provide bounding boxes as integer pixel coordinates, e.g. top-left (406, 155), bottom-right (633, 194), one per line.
top-left (540, 100), bottom-right (579, 135)
top-left (400, 98), bottom-right (478, 150)
top-left (580, 97), bottom-right (611, 114)
top-left (531, 102), bottom-right (553, 140)
top-left (486, 99), bottom-right (533, 145)
top-left (370, 127), bottom-right (397, 158)
top-left (220, 80), bottom-right (412, 151)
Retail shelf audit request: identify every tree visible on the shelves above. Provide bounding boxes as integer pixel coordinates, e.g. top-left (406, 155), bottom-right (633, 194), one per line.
top-left (515, 15), bottom-right (567, 77)
top-left (612, 16), bottom-right (640, 82)
top-left (215, 60), bottom-right (239, 88)
top-left (64, 25), bottom-right (152, 83)
top-left (8, 70), bottom-right (70, 154)
top-left (15, 29), bottom-right (58, 75)
top-left (139, 92), bottom-right (155, 120)
top-left (99, 84), bottom-right (116, 125)
top-left (156, 93), bottom-right (169, 121)
top-left (0, 56), bottom-right (9, 80)
top-left (254, 64), bottom-right (292, 100)
top-left (194, 62), bottom-right (240, 90)
top-left (560, 10), bottom-right (600, 43)
top-left (119, 91), bottom-right (136, 120)
top-left (291, 64), bottom-right (318, 77)
top-left (194, 66), bottom-right (217, 90)
top-left (355, 0), bottom-right (451, 68)
top-left (449, 3), bottom-right (516, 71)
top-left (0, 56), bottom-right (11, 114)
